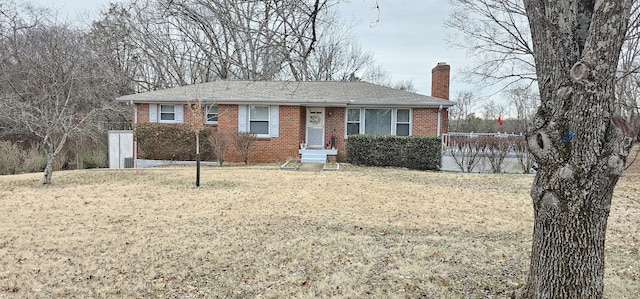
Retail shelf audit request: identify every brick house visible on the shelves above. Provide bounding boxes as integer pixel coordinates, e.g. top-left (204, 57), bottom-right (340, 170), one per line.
top-left (116, 62), bottom-right (455, 164)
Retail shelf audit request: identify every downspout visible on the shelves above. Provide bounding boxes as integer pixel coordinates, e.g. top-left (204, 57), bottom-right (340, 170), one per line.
top-left (437, 105), bottom-right (443, 137)
top-left (131, 100), bottom-right (138, 168)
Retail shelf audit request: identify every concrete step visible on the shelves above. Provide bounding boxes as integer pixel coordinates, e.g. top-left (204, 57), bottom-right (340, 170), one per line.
top-left (301, 157), bottom-right (327, 164)
top-left (301, 152), bottom-right (327, 164)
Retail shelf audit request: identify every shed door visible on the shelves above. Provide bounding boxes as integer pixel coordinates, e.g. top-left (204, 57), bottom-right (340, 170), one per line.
top-left (306, 108), bottom-right (325, 149)
top-left (108, 130), bottom-right (133, 169)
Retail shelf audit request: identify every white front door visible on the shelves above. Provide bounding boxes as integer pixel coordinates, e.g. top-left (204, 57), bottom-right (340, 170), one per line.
top-left (306, 108), bottom-right (325, 149)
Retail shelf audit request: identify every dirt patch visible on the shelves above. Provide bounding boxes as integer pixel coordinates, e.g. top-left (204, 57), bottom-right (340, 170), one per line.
top-left (0, 166), bottom-right (638, 297)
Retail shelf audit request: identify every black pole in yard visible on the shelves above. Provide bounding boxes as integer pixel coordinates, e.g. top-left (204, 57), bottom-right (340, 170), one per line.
top-left (196, 153), bottom-right (201, 187)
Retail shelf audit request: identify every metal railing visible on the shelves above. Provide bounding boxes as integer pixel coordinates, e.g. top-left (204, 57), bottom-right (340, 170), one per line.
top-left (442, 132), bottom-right (524, 148)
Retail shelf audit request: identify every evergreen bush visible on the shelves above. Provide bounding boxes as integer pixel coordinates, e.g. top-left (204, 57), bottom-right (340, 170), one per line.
top-left (346, 135), bottom-right (442, 171)
top-left (135, 123), bottom-right (215, 161)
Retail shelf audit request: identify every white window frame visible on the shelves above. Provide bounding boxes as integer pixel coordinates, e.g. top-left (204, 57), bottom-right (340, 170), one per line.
top-left (205, 105), bottom-right (218, 124)
top-left (345, 107), bottom-right (412, 137)
top-left (159, 104), bottom-right (175, 122)
top-left (249, 105), bottom-right (270, 137)
top-left (346, 108), bottom-right (361, 136)
top-left (238, 105), bottom-right (279, 138)
top-left (151, 104), bottom-right (183, 124)
top-left (395, 108), bottom-right (412, 136)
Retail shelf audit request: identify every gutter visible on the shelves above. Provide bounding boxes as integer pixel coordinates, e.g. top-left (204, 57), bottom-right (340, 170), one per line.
top-left (437, 105), bottom-right (443, 137)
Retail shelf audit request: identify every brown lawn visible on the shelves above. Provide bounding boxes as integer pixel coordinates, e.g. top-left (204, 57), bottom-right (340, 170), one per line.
top-left (0, 156), bottom-right (639, 298)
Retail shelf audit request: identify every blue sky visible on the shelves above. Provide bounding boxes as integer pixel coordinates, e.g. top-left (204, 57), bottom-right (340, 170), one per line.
top-left (32, 0), bottom-right (474, 98)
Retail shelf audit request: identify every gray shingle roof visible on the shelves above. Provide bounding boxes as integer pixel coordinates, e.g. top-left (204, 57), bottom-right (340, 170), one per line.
top-left (116, 80), bottom-right (455, 107)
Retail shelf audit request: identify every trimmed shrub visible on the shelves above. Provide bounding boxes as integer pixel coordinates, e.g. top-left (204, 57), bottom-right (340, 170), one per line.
top-left (404, 136), bottom-right (443, 171)
top-left (135, 123), bottom-right (215, 161)
top-left (82, 150), bottom-right (107, 169)
top-left (346, 135), bottom-right (442, 171)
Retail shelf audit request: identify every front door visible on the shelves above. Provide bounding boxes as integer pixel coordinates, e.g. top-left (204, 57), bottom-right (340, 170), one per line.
top-left (306, 107), bottom-right (325, 149)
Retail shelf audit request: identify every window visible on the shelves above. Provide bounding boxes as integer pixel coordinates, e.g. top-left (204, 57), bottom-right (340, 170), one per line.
top-left (205, 105), bottom-right (218, 124)
top-left (150, 104), bottom-right (183, 123)
top-left (346, 108), bottom-right (412, 136)
top-left (249, 106), bottom-right (269, 135)
top-left (160, 105), bottom-right (175, 121)
top-left (364, 109), bottom-right (392, 135)
top-left (346, 109), bottom-right (360, 135)
top-left (396, 109), bottom-right (410, 136)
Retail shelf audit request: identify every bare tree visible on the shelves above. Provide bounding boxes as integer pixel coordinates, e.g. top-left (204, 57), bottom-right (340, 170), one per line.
top-left (449, 0), bottom-right (639, 296)
top-left (449, 136), bottom-right (486, 172)
top-left (92, 0), bottom-right (381, 91)
top-left (387, 80), bottom-right (416, 92)
top-left (616, 1), bottom-right (640, 127)
top-left (0, 6), bottom-right (126, 184)
top-left (448, 0), bottom-right (640, 126)
top-left (484, 136), bottom-right (510, 173)
top-left (234, 132), bottom-right (257, 165)
top-left (446, 0), bottom-right (536, 88)
top-left (208, 130), bottom-right (227, 166)
top-left (449, 91), bottom-right (475, 132)
top-left (481, 100), bottom-right (507, 132)
top-left (513, 135), bottom-right (535, 174)
top-left (187, 98), bottom-right (205, 187)
top-left (516, 0), bottom-right (635, 297)
top-left (506, 84), bottom-right (539, 134)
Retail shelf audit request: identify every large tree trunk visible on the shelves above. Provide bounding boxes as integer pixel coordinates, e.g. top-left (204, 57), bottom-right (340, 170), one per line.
top-left (521, 0), bottom-right (635, 297)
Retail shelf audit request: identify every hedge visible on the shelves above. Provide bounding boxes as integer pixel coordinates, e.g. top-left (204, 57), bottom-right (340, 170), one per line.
top-left (346, 135), bottom-right (442, 171)
top-left (135, 123), bottom-right (215, 161)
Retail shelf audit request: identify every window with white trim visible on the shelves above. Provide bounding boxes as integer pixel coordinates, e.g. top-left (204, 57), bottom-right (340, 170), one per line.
top-left (160, 105), bottom-right (175, 121)
top-left (346, 108), bottom-right (412, 136)
top-left (364, 108), bottom-right (392, 135)
top-left (205, 105), bottom-right (218, 124)
top-left (249, 106), bottom-right (269, 135)
top-left (396, 109), bottom-right (411, 136)
top-left (346, 108), bottom-right (360, 135)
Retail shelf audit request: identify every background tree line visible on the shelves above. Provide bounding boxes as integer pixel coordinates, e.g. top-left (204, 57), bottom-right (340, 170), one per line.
top-left (448, 85), bottom-right (539, 134)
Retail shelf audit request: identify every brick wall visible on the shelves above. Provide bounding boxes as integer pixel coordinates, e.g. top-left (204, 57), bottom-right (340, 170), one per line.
top-left (135, 104), bottom-right (150, 123)
top-left (325, 107), bottom-right (347, 161)
top-left (412, 108), bottom-right (448, 136)
top-left (251, 105), bottom-right (303, 163)
top-left (218, 104), bottom-right (303, 163)
top-left (431, 62), bottom-right (450, 100)
top-left (216, 104), bottom-right (239, 161)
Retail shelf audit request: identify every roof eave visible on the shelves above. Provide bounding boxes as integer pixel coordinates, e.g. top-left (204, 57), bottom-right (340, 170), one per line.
top-left (348, 101), bottom-right (456, 108)
top-left (116, 97), bottom-right (456, 108)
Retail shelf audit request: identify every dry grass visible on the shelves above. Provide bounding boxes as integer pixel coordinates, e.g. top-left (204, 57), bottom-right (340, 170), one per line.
top-left (0, 159), bottom-right (639, 298)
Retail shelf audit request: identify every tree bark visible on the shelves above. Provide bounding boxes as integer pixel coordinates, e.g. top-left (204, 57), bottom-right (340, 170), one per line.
top-left (520, 0), bottom-right (634, 298)
top-left (43, 153), bottom-right (54, 185)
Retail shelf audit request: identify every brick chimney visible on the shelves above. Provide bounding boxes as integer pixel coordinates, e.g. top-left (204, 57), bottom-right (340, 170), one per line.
top-left (431, 62), bottom-right (450, 100)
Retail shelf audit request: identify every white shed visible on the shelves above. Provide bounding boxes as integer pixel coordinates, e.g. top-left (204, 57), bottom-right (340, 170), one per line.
top-left (108, 130), bottom-right (133, 169)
